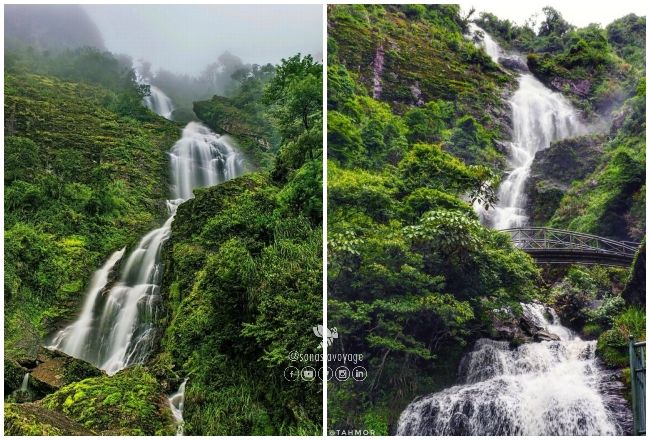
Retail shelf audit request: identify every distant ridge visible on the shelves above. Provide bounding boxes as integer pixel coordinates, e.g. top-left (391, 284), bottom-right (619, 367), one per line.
top-left (4, 5), bottom-right (105, 52)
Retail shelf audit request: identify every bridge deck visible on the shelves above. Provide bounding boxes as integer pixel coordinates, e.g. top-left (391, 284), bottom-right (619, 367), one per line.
top-left (501, 227), bottom-right (639, 266)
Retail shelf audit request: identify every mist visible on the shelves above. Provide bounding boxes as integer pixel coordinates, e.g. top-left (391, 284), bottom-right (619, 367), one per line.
top-left (83, 4), bottom-right (323, 76)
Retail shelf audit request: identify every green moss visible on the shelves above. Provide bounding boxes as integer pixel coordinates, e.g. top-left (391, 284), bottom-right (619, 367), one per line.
top-left (597, 307), bottom-right (646, 368)
top-left (4, 403), bottom-right (96, 436)
top-left (41, 366), bottom-right (175, 435)
top-left (159, 174), bottom-right (322, 435)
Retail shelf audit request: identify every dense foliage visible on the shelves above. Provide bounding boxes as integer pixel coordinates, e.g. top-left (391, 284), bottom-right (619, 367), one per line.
top-left (327, 5), bottom-right (542, 433)
top-left (157, 54), bottom-right (323, 435)
top-left (4, 30), bottom-right (323, 435)
top-left (549, 79), bottom-right (646, 241)
top-left (4, 71), bottom-right (178, 360)
top-left (476, 8), bottom-right (644, 117)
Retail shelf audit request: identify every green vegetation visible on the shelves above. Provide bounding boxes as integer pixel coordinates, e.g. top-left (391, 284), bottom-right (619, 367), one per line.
top-left (4, 69), bottom-right (179, 360)
top-left (477, 8), bottom-right (645, 242)
top-left (328, 5), bottom-right (543, 433)
top-left (41, 366), bottom-right (175, 435)
top-left (193, 63), bottom-right (279, 169)
top-left (549, 79), bottom-right (645, 241)
top-left (476, 8), bottom-right (645, 116)
top-left (158, 54), bottom-right (323, 435)
top-left (4, 29), bottom-right (322, 435)
top-left (4, 403), bottom-right (94, 436)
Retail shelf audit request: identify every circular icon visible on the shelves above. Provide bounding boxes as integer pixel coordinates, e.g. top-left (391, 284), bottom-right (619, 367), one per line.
top-left (335, 366), bottom-right (350, 382)
top-left (301, 366), bottom-right (316, 381)
top-left (352, 366), bottom-right (367, 382)
top-left (284, 366), bottom-right (299, 381)
top-left (288, 350), bottom-right (299, 362)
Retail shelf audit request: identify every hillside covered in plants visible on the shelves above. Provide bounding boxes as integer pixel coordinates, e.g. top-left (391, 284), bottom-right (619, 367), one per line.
top-left (327, 4), bottom-right (645, 435)
top-left (4, 6), bottom-right (323, 435)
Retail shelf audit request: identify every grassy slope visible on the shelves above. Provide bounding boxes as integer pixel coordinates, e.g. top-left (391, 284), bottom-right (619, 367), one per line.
top-left (4, 73), bottom-right (179, 359)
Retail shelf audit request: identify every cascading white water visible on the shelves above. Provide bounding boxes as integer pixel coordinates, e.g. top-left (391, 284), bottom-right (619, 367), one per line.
top-left (396, 28), bottom-right (626, 435)
top-left (170, 122), bottom-right (243, 200)
top-left (48, 249), bottom-right (125, 358)
top-left (471, 26), bottom-right (588, 229)
top-left (20, 373), bottom-right (29, 392)
top-left (49, 120), bottom-right (244, 375)
top-left (144, 85), bottom-right (174, 119)
top-left (396, 303), bottom-right (623, 435)
top-left (135, 69), bottom-right (174, 119)
top-left (169, 378), bottom-right (189, 436)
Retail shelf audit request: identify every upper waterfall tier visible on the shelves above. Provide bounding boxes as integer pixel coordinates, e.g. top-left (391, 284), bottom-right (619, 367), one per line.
top-left (469, 26), bottom-right (588, 229)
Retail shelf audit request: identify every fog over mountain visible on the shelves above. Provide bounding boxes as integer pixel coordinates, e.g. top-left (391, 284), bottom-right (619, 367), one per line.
top-left (5, 5), bottom-right (105, 51)
top-left (83, 4), bottom-right (323, 76)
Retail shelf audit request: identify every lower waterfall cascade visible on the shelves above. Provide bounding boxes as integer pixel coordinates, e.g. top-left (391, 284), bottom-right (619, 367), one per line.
top-left (396, 303), bottom-right (630, 435)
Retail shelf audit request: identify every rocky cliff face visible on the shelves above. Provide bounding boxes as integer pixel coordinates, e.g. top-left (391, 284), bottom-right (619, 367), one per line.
top-left (524, 134), bottom-right (605, 225)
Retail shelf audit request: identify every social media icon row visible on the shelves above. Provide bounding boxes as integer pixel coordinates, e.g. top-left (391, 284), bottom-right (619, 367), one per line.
top-left (283, 365), bottom-right (367, 382)
top-left (334, 365), bottom-right (366, 382)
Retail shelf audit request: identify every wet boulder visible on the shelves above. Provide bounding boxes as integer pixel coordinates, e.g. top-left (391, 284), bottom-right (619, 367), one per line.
top-left (525, 135), bottom-right (604, 224)
top-left (4, 358), bottom-right (28, 395)
top-left (498, 56), bottom-right (528, 72)
top-left (534, 330), bottom-right (561, 342)
top-left (28, 348), bottom-right (104, 396)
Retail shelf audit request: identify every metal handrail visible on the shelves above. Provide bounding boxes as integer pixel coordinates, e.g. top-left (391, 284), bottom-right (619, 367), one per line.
top-left (500, 227), bottom-right (639, 257)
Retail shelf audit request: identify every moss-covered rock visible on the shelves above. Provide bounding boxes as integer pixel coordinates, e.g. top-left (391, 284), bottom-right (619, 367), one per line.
top-left (41, 365), bottom-right (176, 435)
top-left (525, 134), bottom-right (604, 224)
top-left (27, 348), bottom-right (104, 396)
top-left (158, 173), bottom-right (323, 435)
top-left (4, 402), bottom-right (96, 436)
top-left (329, 5), bottom-right (514, 139)
top-left (622, 240), bottom-right (646, 306)
top-left (4, 358), bottom-right (27, 395)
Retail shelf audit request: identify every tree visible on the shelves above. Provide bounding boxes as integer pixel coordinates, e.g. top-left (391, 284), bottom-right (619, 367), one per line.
top-left (538, 7), bottom-right (572, 38)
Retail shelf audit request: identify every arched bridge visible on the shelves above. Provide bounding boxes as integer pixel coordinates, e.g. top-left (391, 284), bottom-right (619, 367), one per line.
top-left (501, 227), bottom-right (640, 266)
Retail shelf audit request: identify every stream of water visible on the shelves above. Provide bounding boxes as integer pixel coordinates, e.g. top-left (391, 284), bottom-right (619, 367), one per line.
top-left (395, 27), bottom-right (627, 436)
top-left (169, 378), bottom-right (189, 435)
top-left (397, 303), bottom-right (625, 435)
top-left (471, 25), bottom-right (588, 229)
top-left (48, 89), bottom-right (245, 377)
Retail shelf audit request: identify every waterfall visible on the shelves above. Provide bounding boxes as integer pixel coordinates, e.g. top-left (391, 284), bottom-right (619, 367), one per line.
top-left (48, 121), bottom-right (244, 375)
top-left (19, 373), bottom-right (29, 392)
top-left (48, 249), bottom-right (125, 358)
top-left (169, 378), bottom-right (189, 435)
top-left (470, 26), bottom-right (588, 229)
top-left (135, 69), bottom-right (174, 119)
top-left (144, 85), bottom-right (174, 119)
top-left (396, 303), bottom-right (625, 435)
top-left (170, 122), bottom-right (243, 200)
top-left (397, 27), bottom-right (626, 435)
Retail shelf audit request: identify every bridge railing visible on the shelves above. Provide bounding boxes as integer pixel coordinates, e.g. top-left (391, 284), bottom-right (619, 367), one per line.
top-left (500, 227), bottom-right (639, 257)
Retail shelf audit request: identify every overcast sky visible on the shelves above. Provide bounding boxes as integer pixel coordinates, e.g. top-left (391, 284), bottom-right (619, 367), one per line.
top-left (459, 0), bottom-right (647, 28)
top-left (83, 5), bottom-right (322, 76)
